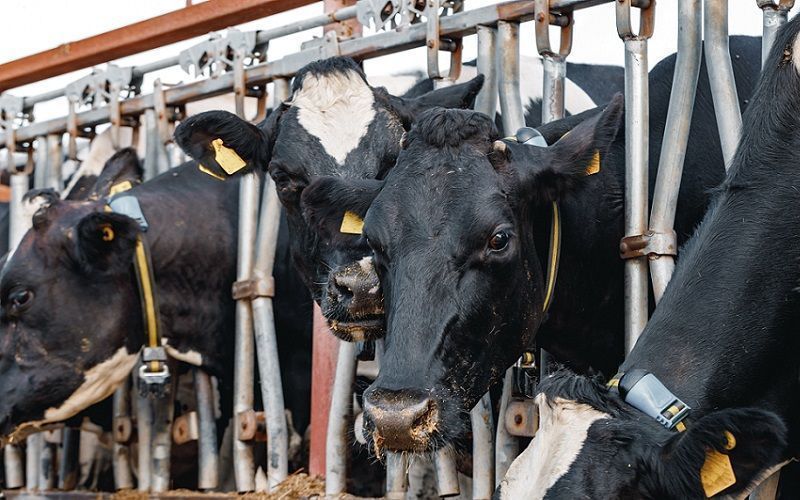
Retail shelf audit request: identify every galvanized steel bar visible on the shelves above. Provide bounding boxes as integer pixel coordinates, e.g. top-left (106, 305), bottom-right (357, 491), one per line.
top-left (252, 176), bottom-right (289, 490)
top-left (4, 445), bottom-right (24, 489)
top-left (234, 172), bottom-right (260, 492)
top-left (434, 445), bottom-right (460, 497)
top-left (136, 393), bottom-right (152, 492)
top-left (649, 0), bottom-right (702, 302)
top-left (234, 51), bottom-right (247, 119)
top-left (703, 0), bottom-right (741, 169)
top-left (46, 135), bottom-right (63, 192)
top-left (58, 428), bottom-right (80, 490)
top-left (497, 21), bottom-right (526, 135)
top-left (194, 370), bottom-right (219, 491)
top-left (494, 368), bottom-right (518, 484)
top-left (474, 25), bottom-right (498, 118)
top-left (470, 394), bottom-right (495, 499)
top-left (149, 380), bottom-right (176, 492)
top-left (617, 0), bottom-right (654, 353)
top-left (38, 431), bottom-right (58, 490)
top-left (9, 172), bottom-right (30, 250)
top-left (112, 381), bottom-right (134, 490)
top-left (758, 1), bottom-right (795, 67)
top-left (384, 451), bottom-right (408, 500)
top-left (325, 340), bottom-right (357, 497)
top-left (25, 433), bottom-right (42, 491)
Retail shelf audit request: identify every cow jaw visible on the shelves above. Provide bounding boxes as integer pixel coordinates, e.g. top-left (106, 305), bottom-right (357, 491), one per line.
top-left (496, 394), bottom-right (608, 500)
top-left (293, 70), bottom-right (376, 166)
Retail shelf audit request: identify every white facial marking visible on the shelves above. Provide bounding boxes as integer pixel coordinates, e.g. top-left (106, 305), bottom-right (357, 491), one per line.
top-left (292, 70), bottom-right (376, 165)
top-left (358, 255), bottom-right (374, 273)
top-left (793, 32), bottom-right (800, 72)
top-left (43, 347), bottom-right (139, 423)
top-left (161, 337), bottom-right (203, 366)
top-left (497, 394), bottom-right (609, 500)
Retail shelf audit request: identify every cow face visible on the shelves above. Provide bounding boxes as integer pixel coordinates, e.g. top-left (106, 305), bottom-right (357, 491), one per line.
top-left (174, 57), bottom-right (484, 341)
top-left (495, 372), bottom-right (788, 499)
top-left (305, 98), bottom-right (623, 453)
top-left (0, 200), bottom-right (142, 442)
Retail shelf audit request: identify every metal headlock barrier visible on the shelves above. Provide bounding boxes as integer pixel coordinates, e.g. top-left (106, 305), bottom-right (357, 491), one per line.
top-left (0, 0), bottom-right (793, 497)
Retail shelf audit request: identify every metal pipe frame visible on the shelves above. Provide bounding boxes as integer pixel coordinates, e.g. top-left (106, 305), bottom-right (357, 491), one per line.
top-left (494, 368), bottom-right (518, 485)
top-left (497, 21), bottom-right (526, 135)
top-left (233, 172), bottom-right (261, 492)
top-left (759, 0), bottom-right (795, 67)
top-left (384, 451), bottom-right (408, 500)
top-left (703, 0), bottom-right (741, 170)
top-left (4, 445), bottom-right (24, 489)
top-left (470, 394), bottom-right (495, 499)
top-left (194, 370), bottom-right (219, 491)
top-left (474, 25), bottom-right (499, 119)
top-left (112, 382), bottom-right (134, 490)
top-left (648, 0), bottom-right (702, 302)
top-left (26, 433), bottom-right (42, 491)
top-left (324, 340), bottom-right (356, 497)
top-left (252, 176), bottom-right (289, 490)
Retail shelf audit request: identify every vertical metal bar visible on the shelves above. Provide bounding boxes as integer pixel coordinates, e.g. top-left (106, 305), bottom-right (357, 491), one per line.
top-left (136, 390), bottom-right (152, 492)
top-left (470, 394), bottom-right (494, 500)
top-left (272, 79), bottom-right (291, 107)
top-left (475, 25), bottom-right (498, 119)
top-left (234, 50), bottom-right (247, 119)
top-left (34, 136), bottom-right (47, 190)
top-left (384, 451), bottom-right (408, 500)
top-left (46, 134), bottom-right (62, 192)
top-left (325, 340), bottom-right (356, 497)
top-left (234, 172), bottom-right (260, 492)
top-left (541, 57), bottom-right (566, 123)
top-left (497, 21), bottom-right (525, 135)
top-left (143, 110), bottom-right (160, 181)
top-left (38, 431), bottom-right (58, 490)
top-left (112, 380), bottom-right (134, 490)
top-left (622, 37), bottom-right (649, 353)
top-left (703, 0), bottom-right (741, 169)
top-left (433, 445), bottom-right (460, 497)
top-left (649, 0), bottom-right (702, 302)
top-left (26, 433), bottom-right (42, 491)
top-left (195, 369), bottom-right (219, 491)
top-left (4, 445), bottom-right (24, 489)
top-left (759, 1), bottom-right (794, 68)
top-left (751, 470), bottom-right (782, 500)
top-left (150, 382), bottom-right (175, 492)
top-left (252, 176), bottom-right (289, 490)
top-left (494, 368), bottom-right (518, 484)
top-left (153, 80), bottom-right (172, 176)
top-left (58, 428), bottom-right (80, 490)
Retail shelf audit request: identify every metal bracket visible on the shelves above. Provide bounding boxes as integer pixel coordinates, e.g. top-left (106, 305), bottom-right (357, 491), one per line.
top-left (232, 275), bottom-right (275, 300)
top-left (616, 0), bottom-right (655, 40)
top-left (64, 64), bottom-right (141, 108)
top-left (357, 0), bottom-right (402, 30)
top-left (533, 0), bottom-right (573, 57)
top-left (619, 370), bottom-right (691, 430)
top-left (113, 416), bottom-right (133, 444)
top-left (0, 94), bottom-right (29, 124)
top-left (237, 410), bottom-right (267, 442)
top-left (173, 411), bottom-right (200, 445)
top-left (619, 230), bottom-right (677, 260)
top-left (424, 0), bottom-right (463, 82)
top-left (178, 29), bottom-right (261, 78)
top-left (138, 347), bottom-right (171, 398)
top-left (505, 400), bottom-right (539, 437)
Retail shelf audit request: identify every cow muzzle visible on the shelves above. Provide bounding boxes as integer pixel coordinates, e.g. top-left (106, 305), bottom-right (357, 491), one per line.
top-left (363, 388), bottom-right (439, 453)
top-left (325, 257), bottom-right (384, 341)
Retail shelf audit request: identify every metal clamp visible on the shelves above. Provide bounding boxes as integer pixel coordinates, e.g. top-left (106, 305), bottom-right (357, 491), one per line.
top-left (619, 230), bottom-right (677, 260)
top-left (179, 29), bottom-right (259, 78)
top-left (533, 0), bottom-right (573, 57)
top-left (757, 0), bottom-right (795, 10)
top-left (173, 411), bottom-right (200, 445)
top-left (618, 370), bottom-right (690, 430)
top-left (357, 0), bottom-right (401, 30)
top-left (138, 347), bottom-right (171, 398)
top-left (231, 275), bottom-right (275, 300)
top-left (616, 0), bottom-right (656, 40)
top-left (424, 0), bottom-right (463, 82)
top-left (237, 410), bottom-right (267, 442)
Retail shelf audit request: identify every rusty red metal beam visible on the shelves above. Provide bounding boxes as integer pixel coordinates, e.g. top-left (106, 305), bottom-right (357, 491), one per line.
top-left (309, 304), bottom-right (339, 477)
top-left (0, 0), bottom-right (317, 92)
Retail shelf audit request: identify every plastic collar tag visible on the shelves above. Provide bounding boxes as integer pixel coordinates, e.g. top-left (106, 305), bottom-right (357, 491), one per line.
top-left (585, 150), bottom-right (601, 175)
top-left (109, 195), bottom-right (149, 231)
top-left (700, 432), bottom-right (737, 498)
top-left (340, 211), bottom-right (364, 235)
top-left (620, 372), bottom-right (691, 431)
top-left (198, 163), bottom-right (226, 181)
top-left (212, 138), bottom-right (247, 175)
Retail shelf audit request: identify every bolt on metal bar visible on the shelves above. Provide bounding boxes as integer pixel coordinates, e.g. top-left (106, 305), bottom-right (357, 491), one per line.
top-left (497, 21), bottom-right (526, 135)
top-left (703, 0), bottom-right (741, 170)
top-left (649, 0), bottom-right (702, 302)
top-left (194, 370), bottom-right (219, 490)
top-left (234, 172), bottom-right (260, 492)
top-left (325, 340), bottom-right (357, 497)
top-left (470, 393), bottom-right (495, 499)
top-left (474, 25), bottom-right (498, 119)
top-left (758, 0), bottom-right (795, 67)
top-left (112, 381), bottom-right (134, 490)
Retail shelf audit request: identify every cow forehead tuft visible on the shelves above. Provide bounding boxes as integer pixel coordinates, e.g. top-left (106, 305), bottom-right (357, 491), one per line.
top-left (408, 108), bottom-right (498, 150)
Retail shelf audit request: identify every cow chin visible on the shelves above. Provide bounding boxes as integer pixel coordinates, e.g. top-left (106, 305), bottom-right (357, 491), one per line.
top-left (327, 315), bottom-right (385, 342)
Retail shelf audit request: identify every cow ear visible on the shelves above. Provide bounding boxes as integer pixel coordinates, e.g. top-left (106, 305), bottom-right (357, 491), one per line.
top-left (301, 177), bottom-right (384, 239)
top-left (86, 148), bottom-right (144, 200)
top-left (497, 93), bottom-right (622, 203)
top-left (651, 408), bottom-right (788, 499)
top-left (388, 75), bottom-right (485, 129)
top-left (174, 106), bottom-right (284, 179)
top-left (75, 212), bottom-right (141, 275)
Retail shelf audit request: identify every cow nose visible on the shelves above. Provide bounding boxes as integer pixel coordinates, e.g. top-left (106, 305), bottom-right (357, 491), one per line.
top-left (328, 258), bottom-right (382, 315)
top-left (363, 388), bottom-right (438, 452)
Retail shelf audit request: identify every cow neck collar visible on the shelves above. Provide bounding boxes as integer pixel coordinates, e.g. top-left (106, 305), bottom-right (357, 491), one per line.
top-left (105, 180), bottom-right (170, 398)
top-left (607, 369), bottom-right (691, 433)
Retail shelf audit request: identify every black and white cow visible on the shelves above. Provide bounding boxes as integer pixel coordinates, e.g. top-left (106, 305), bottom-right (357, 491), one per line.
top-left (299, 36), bottom-right (762, 454)
top-left (173, 55), bottom-right (623, 343)
top-left (495, 18), bottom-right (800, 498)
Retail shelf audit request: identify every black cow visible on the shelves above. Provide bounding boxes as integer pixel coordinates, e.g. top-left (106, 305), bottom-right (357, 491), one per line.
top-left (300, 36), bottom-right (762, 454)
top-left (495, 18), bottom-right (800, 498)
top-left (0, 158), bottom-right (313, 447)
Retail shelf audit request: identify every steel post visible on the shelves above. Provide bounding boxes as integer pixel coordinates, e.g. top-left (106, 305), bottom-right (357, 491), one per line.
top-left (46, 134), bottom-right (62, 192)
top-left (470, 394), bottom-right (494, 499)
top-left (272, 78), bottom-right (291, 107)
top-left (233, 172), bottom-right (260, 492)
top-left (4, 445), bottom-right (24, 489)
top-left (26, 433), bottom-right (42, 491)
top-left (497, 21), bottom-right (525, 135)
top-left (57, 428), bottom-right (80, 490)
top-left (474, 26), bottom-right (498, 119)
top-left (494, 368), bottom-right (518, 484)
top-left (325, 340), bottom-right (357, 497)
top-left (541, 57), bottom-right (566, 123)
top-left (144, 110), bottom-right (160, 181)
top-left (759, 1), bottom-right (795, 67)
top-left (149, 374), bottom-right (176, 492)
top-left (136, 389), bottom-right (153, 491)
top-left (9, 172), bottom-right (29, 250)
top-left (252, 176), bottom-right (289, 490)
top-left (751, 470), bottom-right (782, 500)
top-left (433, 445), bottom-right (460, 497)
top-left (34, 136), bottom-right (47, 189)
top-left (649, 0), bottom-right (702, 302)
top-left (194, 369), bottom-right (219, 491)
top-left (38, 431), bottom-right (58, 490)
top-left (112, 380), bottom-right (134, 490)
top-left (384, 452), bottom-right (408, 500)
top-left (703, 0), bottom-right (741, 169)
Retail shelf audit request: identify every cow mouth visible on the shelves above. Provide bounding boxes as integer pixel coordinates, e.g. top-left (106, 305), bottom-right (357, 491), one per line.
top-left (328, 315), bottom-right (385, 342)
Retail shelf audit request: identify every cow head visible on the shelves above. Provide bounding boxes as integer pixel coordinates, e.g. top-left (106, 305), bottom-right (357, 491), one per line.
top-left (174, 56), bottom-right (484, 341)
top-left (0, 150), bottom-right (145, 442)
top-left (495, 372), bottom-right (788, 499)
top-left (303, 97), bottom-right (622, 453)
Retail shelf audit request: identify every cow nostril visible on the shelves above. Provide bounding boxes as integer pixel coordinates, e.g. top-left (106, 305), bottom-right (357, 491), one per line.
top-left (330, 275), bottom-right (354, 303)
top-left (364, 391), bottom-right (439, 451)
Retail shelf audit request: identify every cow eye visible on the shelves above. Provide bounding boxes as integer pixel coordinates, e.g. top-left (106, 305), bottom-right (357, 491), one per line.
top-left (488, 231), bottom-right (510, 252)
top-left (8, 289), bottom-right (33, 314)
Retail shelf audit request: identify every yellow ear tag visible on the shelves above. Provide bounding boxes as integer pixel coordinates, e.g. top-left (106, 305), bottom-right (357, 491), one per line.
top-left (585, 150), bottom-right (601, 176)
top-left (340, 211), bottom-right (364, 235)
top-left (197, 163), bottom-right (226, 181)
top-left (211, 138), bottom-right (247, 175)
top-left (101, 225), bottom-right (115, 242)
top-left (109, 180), bottom-right (133, 196)
top-left (700, 432), bottom-right (737, 498)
